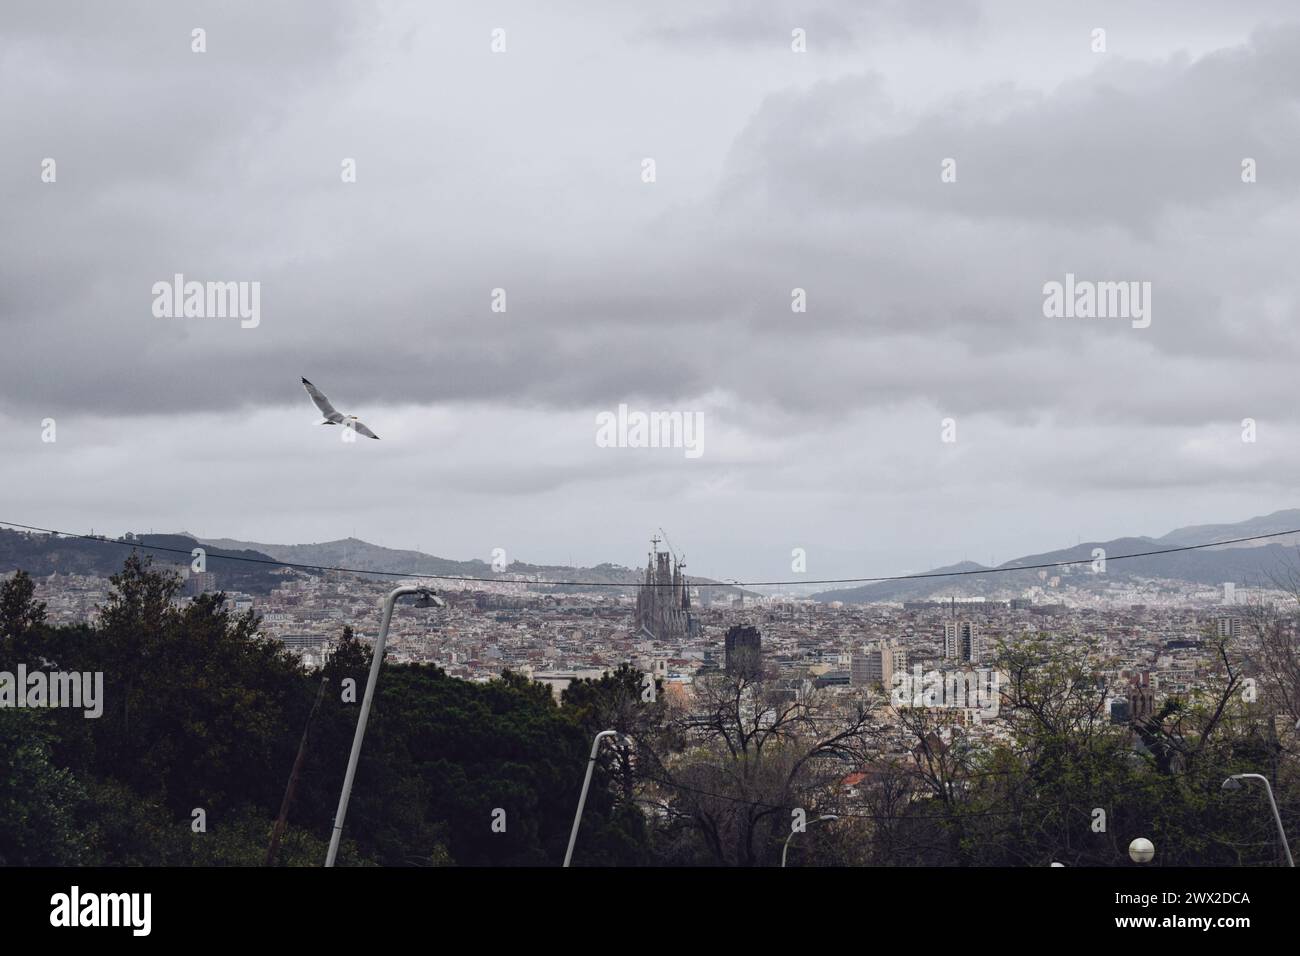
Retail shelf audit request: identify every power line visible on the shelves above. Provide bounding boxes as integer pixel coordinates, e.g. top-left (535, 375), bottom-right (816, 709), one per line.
top-left (1, 518), bottom-right (1298, 590)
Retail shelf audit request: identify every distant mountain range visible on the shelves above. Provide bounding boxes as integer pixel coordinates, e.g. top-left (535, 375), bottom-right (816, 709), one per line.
top-left (7, 510), bottom-right (1298, 605)
top-left (811, 510), bottom-right (1300, 604)
top-left (199, 535), bottom-right (753, 598)
top-left (1, 527), bottom-right (755, 600)
top-left (0, 527), bottom-right (753, 599)
top-left (0, 530), bottom-right (287, 594)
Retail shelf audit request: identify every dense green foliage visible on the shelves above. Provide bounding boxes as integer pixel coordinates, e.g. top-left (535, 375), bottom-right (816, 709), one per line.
top-left (0, 556), bottom-right (646, 866)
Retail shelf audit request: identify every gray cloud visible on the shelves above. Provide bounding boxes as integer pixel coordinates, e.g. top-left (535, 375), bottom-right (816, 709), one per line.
top-left (3, 0), bottom-right (1300, 578)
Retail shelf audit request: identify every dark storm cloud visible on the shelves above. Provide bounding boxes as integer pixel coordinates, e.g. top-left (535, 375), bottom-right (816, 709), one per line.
top-left (4, 6), bottom-right (1298, 428)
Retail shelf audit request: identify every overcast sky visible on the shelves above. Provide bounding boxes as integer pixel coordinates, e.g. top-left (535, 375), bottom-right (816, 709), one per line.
top-left (3, 0), bottom-right (1300, 584)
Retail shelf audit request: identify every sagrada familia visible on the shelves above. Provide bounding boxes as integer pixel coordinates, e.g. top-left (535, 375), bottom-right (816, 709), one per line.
top-left (634, 535), bottom-right (698, 642)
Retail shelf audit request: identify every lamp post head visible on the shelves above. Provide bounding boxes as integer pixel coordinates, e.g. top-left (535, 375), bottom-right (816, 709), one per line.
top-left (1128, 837), bottom-right (1155, 863)
top-left (1221, 775), bottom-right (1244, 792)
top-left (412, 588), bottom-right (446, 608)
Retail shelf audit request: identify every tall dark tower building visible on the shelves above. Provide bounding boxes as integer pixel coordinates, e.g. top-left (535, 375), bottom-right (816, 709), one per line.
top-left (634, 535), bottom-right (695, 641)
top-left (1129, 672), bottom-right (1156, 723)
top-left (724, 624), bottom-right (762, 679)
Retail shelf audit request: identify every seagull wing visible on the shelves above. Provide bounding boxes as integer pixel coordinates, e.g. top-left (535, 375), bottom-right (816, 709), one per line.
top-left (350, 419), bottom-right (381, 440)
top-left (302, 378), bottom-right (343, 422)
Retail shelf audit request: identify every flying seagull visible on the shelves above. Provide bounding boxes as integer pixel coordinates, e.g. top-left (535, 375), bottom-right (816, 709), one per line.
top-left (301, 377), bottom-right (380, 439)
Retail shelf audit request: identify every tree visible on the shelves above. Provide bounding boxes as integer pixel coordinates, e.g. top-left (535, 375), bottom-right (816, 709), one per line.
top-left (63, 552), bottom-right (306, 818)
top-left (644, 665), bottom-right (881, 866)
top-left (0, 711), bottom-right (88, 865)
top-left (562, 663), bottom-right (670, 807)
top-left (0, 569), bottom-right (47, 665)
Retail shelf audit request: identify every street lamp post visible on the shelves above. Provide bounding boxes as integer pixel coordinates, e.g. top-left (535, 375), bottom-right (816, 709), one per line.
top-left (1222, 773), bottom-right (1295, 867)
top-left (781, 814), bottom-right (838, 867)
top-left (564, 729), bottom-right (628, 868)
top-left (325, 585), bottom-right (445, 867)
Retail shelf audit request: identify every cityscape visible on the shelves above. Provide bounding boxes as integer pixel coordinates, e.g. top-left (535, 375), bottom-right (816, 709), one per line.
top-left (21, 530), bottom-right (1290, 721)
top-left (10, 514), bottom-right (1299, 805)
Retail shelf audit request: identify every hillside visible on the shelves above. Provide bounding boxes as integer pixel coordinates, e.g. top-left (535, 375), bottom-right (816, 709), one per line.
top-left (0, 529), bottom-right (289, 595)
top-left (200, 536), bottom-right (754, 598)
top-left (813, 510), bottom-right (1300, 604)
